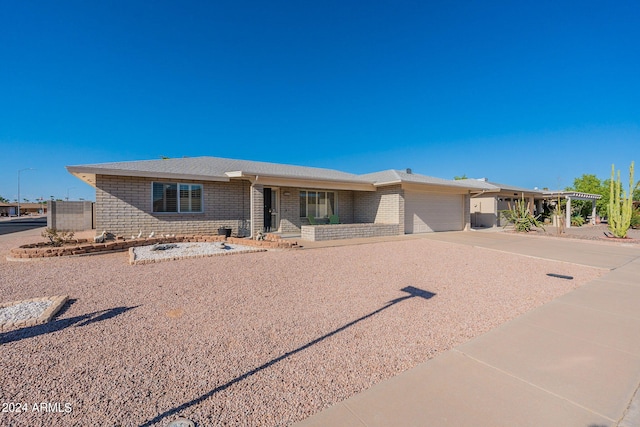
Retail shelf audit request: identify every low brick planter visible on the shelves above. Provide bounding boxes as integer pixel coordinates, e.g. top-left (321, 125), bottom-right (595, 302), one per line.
top-left (301, 223), bottom-right (401, 241)
top-left (9, 235), bottom-right (299, 260)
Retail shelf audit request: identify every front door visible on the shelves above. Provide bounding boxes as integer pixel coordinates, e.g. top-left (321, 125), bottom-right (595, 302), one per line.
top-left (263, 188), bottom-right (280, 232)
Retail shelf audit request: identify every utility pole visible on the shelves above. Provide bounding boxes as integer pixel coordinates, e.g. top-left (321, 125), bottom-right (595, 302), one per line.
top-left (17, 168), bottom-right (34, 217)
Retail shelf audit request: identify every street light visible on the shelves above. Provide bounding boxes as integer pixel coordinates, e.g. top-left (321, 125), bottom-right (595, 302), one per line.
top-left (17, 168), bottom-right (34, 217)
top-left (66, 187), bottom-right (76, 201)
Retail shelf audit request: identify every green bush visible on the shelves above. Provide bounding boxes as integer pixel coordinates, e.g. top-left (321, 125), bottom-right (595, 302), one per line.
top-left (571, 215), bottom-right (585, 227)
top-left (631, 209), bottom-right (640, 229)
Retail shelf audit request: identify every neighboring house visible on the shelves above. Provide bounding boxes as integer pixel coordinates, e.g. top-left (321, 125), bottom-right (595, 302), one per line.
top-left (0, 202), bottom-right (47, 217)
top-left (66, 156), bottom-right (483, 240)
top-left (459, 179), bottom-right (545, 228)
top-left (459, 179), bottom-right (601, 228)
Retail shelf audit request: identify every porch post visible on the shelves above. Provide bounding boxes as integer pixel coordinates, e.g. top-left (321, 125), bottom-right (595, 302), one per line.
top-left (565, 196), bottom-right (572, 228)
top-left (591, 200), bottom-right (597, 225)
top-left (528, 196), bottom-right (535, 214)
top-left (250, 183), bottom-right (264, 238)
top-left (463, 193), bottom-right (471, 231)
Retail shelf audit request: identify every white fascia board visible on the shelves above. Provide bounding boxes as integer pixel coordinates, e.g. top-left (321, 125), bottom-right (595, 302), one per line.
top-left (225, 171), bottom-right (376, 191)
top-left (66, 166), bottom-right (230, 183)
top-left (372, 180), bottom-right (403, 187)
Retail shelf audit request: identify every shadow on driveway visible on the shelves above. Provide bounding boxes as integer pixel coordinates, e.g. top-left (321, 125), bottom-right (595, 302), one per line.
top-left (139, 286), bottom-right (436, 427)
top-left (0, 299), bottom-right (139, 345)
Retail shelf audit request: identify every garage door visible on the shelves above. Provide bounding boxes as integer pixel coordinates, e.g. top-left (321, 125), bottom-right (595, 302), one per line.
top-left (405, 191), bottom-right (463, 233)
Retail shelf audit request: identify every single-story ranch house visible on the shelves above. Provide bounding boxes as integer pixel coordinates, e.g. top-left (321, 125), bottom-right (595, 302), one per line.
top-left (67, 156), bottom-right (495, 241)
top-left (67, 156), bottom-right (600, 240)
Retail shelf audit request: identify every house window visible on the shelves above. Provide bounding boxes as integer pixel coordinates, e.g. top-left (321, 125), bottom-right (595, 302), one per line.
top-left (152, 182), bottom-right (203, 213)
top-left (300, 190), bottom-right (335, 218)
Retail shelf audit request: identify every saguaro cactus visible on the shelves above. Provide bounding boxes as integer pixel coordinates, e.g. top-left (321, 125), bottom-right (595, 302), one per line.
top-left (608, 162), bottom-right (635, 238)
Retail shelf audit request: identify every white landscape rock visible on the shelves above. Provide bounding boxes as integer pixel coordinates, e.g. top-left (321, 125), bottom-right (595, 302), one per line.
top-left (129, 242), bottom-right (266, 264)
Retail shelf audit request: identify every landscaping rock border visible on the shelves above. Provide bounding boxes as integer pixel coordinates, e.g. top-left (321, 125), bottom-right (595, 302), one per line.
top-left (8, 234), bottom-right (299, 260)
top-left (0, 295), bottom-right (68, 331)
top-left (129, 243), bottom-right (267, 265)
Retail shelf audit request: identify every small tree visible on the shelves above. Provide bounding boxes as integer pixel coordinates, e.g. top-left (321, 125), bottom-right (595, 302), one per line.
top-left (608, 162), bottom-right (637, 238)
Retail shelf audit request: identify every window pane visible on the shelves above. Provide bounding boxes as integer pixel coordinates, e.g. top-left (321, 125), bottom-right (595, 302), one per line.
top-left (153, 183), bottom-right (177, 212)
top-left (180, 184), bottom-right (190, 212)
top-left (300, 191), bottom-right (306, 217)
top-left (307, 191), bottom-right (317, 218)
top-left (190, 185), bottom-right (202, 212)
top-left (318, 192), bottom-right (326, 217)
top-left (327, 192), bottom-right (335, 216)
top-left (165, 184), bottom-right (177, 212)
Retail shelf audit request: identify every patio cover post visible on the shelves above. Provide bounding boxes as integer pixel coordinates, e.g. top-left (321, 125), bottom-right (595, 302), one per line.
top-left (250, 183), bottom-right (264, 238)
top-left (565, 196), bottom-right (572, 228)
top-left (528, 196), bottom-right (535, 214)
top-left (591, 200), bottom-right (597, 225)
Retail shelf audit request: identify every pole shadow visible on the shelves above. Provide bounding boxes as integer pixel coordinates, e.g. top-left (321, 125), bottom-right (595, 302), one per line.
top-left (0, 300), bottom-right (139, 345)
top-left (140, 286), bottom-right (435, 427)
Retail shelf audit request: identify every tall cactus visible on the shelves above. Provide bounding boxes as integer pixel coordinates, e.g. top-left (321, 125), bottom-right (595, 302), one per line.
top-left (608, 162), bottom-right (635, 238)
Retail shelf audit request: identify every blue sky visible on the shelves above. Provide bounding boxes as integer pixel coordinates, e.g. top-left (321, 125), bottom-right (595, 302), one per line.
top-left (1, 1), bottom-right (638, 202)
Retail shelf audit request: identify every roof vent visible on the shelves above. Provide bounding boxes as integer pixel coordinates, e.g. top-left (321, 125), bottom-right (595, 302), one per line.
top-left (476, 177), bottom-right (488, 182)
top-left (406, 168), bottom-right (412, 174)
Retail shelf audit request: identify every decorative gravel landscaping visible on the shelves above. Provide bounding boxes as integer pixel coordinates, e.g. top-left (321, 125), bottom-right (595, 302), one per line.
top-left (0, 296), bottom-right (68, 331)
top-left (0, 230), bottom-right (604, 426)
top-left (129, 242), bottom-right (267, 265)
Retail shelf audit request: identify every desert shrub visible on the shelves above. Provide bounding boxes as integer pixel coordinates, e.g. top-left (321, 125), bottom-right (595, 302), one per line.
top-left (571, 215), bottom-right (585, 227)
top-left (500, 195), bottom-right (545, 232)
top-left (631, 209), bottom-right (640, 229)
top-left (41, 228), bottom-right (75, 247)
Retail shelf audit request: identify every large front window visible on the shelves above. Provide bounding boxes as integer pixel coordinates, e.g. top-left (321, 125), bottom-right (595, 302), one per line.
top-left (153, 182), bottom-right (203, 213)
top-left (300, 190), bottom-right (335, 218)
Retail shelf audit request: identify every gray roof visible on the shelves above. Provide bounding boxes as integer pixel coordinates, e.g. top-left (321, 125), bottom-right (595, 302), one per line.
top-left (457, 179), bottom-right (543, 194)
top-left (359, 170), bottom-right (487, 190)
top-left (68, 156), bottom-right (552, 194)
top-left (67, 156), bottom-right (372, 184)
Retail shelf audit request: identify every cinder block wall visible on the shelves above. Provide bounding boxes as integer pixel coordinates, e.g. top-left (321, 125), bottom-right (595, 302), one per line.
top-left (96, 175), bottom-right (250, 236)
top-left (336, 190), bottom-right (355, 224)
top-left (279, 188), bottom-right (300, 233)
top-left (47, 201), bottom-right (94, 231)
top-left (353, 185), bottom-right (403, 234)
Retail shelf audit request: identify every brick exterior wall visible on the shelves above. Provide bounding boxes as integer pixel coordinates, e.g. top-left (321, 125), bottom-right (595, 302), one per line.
top-left (336, 190), bottom-right (355, 224)
top-left (353, 185), bottom-right (404, 234)
top-left (301, 223), bottom-right (400, 241)
top-left (279, 188), bottom-right (301, 233)
top-left (95, 175), bottom-right (250, 236)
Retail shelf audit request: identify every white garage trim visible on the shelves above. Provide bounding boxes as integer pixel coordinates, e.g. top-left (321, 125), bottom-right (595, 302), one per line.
top-left (404, 191), bottom-right (464, 233)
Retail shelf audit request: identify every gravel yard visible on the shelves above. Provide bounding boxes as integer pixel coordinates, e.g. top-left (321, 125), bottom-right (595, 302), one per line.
top-left (0, 229), bottom-right (604, 426)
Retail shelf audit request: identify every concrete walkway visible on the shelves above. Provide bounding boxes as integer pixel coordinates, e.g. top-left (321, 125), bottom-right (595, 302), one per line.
top-left (294, 232), bottom-right (640, 427)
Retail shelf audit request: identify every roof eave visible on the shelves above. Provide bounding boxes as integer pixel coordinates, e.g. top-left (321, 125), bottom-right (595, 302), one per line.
top-left (66, 166), bottom-right (231, 186)
top-left (225, 171), bottom-right (375, 190)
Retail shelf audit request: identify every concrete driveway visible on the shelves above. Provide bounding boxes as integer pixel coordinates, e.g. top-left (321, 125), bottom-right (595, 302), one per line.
top-left (420, 230), bottom-right (640, 270)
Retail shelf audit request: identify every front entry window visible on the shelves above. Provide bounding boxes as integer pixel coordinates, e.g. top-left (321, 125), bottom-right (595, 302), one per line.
top-left (300, 190), bottom-right (335, 218)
